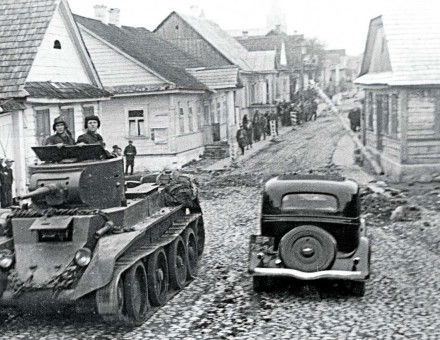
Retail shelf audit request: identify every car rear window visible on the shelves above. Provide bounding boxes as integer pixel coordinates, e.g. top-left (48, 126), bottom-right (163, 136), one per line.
top-left (281, 193), bottom-right (338, 212)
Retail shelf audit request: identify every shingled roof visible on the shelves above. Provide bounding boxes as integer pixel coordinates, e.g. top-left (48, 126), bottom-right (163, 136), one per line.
top-left (357, 11), bottom-right (440, 85)
top-left (186, 66), bottom-right (240, 90)
top-left (74, 14), bottom-right (208, 91)
top-left (0, 0), bottom-right (58, 99)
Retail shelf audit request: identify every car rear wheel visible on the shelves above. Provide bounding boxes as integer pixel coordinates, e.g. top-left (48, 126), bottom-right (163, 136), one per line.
top-left (279, 225), bottom-right (337, 272)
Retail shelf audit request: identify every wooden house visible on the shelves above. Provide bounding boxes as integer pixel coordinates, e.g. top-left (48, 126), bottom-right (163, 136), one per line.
top-left (75, 11), bottom-right (214, 171)
top-left (0, 0), bottom-right (110, 195)
top-left (154, 12), bottom-right (289, 128)
top-left (356, 13), bottom-right (440, 181)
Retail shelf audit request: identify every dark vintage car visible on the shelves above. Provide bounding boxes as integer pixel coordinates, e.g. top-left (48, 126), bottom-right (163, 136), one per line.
top-left (248, 174), bottom-right (370, 296)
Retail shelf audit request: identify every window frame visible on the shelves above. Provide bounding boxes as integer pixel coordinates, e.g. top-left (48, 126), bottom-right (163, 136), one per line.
top-left (126, 107), bottom-right (148, 138)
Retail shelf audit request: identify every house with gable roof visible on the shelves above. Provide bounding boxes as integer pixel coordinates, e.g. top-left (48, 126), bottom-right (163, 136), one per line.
top-left (154, 11), bottom-right (290, 127)
top-left (356, 12), bottom-right (440, 181)
top-left (0, 0), bottom-right (111, 195)
top-left (75, 7), bottom-right (243, 168)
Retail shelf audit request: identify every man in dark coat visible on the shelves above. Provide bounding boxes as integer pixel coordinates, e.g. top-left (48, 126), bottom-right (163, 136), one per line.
top-left (0, 159), bottom-right (14, 208)
top-left (124, 140), bottom-right (137, 175)
top-left (44, 116), bottom-right (75, 146)
top-left (236, 125), bottom-right (247, 155)
top-left (76, 115), bottom-right (104, 146)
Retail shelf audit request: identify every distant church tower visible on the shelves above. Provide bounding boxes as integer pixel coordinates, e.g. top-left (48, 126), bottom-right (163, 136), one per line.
top-left (266, 0), bottom-right (287, 33)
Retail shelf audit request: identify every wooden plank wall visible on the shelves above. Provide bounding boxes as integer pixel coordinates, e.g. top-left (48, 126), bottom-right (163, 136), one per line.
top-left (406, 89), bottom-right (440, 164)
top-left (155, 14), bottom-right (231, 68)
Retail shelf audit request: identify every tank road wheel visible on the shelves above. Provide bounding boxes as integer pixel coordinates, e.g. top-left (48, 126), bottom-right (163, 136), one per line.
top-left (147, 248), bottom-right (169, 306)
top-left (124, 261), bottom-right (149, 324)
top-left (185, 228), bottom-right (198, 279)
top-left (196, 219), bottom-right (206, 258)
top-left (168, 236), bottom-right (188, 290)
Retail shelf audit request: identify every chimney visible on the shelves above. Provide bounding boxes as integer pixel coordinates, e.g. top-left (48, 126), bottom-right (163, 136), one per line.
top-left (275, 24), bottom-right (281, 33)
top-left (108, 8), bottom-right (120, 27)
top-left (94, 4), bottom-right (108, 24)
top-left (242, 30), bottom-right (249, 39)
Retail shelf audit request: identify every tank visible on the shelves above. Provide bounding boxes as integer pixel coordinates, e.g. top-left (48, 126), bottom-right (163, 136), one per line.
top-left (0, 145), bottom-right (205, 325)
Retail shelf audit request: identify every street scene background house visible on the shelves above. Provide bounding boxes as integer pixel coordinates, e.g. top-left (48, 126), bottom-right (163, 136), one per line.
top-left (0, 0), bottom-right (110, 195)
top-left (356, 12), bottom-right (440, 181)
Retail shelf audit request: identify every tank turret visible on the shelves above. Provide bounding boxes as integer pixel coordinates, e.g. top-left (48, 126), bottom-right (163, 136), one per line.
top-left (25, 145), bottom-right (125, 209)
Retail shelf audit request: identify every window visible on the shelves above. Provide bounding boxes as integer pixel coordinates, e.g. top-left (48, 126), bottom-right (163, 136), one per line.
top-left (197, 104), bottom-right (202, 131)
top-left (35, 108), bottom-right (51, 145)
top-left (128, 109), bottom-right (145, 137)
top-left (216, 102), bottom-right (221, 124)
top-left (82, 106), bottom-right (94, 117)
top-left (223, 100), bottom-right (228, 123)
top-left (203, 104), bottom-right (210, 126)
top-left (281, 194), bottom-right (338, 212)
top-left (53, 40), bottom-right (61, 49)
top-left (60, 107), bottom-right (75, 138)
top-left (178, 106), bottom-right (185, 134)
top-left (151, 128), bottom-right (168, 144)
top-left (382, 94), bottom-right (389, 134)
top-left (250, 83), bottom-right (257, 104)
top-left (390, 94), bottom-right (398, 136)
top-left (188, 106), bottom-right (194, 132)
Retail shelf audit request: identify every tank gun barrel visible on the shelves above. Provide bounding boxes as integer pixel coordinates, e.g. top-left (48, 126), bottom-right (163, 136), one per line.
top-left (18, 184), bottom-right (60, 200)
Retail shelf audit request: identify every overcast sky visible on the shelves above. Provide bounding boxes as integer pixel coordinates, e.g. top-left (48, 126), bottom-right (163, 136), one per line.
top-left (68, 0), bottom-right (439, 56)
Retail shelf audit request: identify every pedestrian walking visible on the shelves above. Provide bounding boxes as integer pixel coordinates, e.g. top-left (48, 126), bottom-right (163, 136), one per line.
top-left (253, 112), bottom-right (261, 142)
top-left (245, 121), bottom-right (253, 149)
top-left (261, 113), bottom-right (268, 140)
top-left (236, 125), bottom-right (247, 155)
top-left (124, 140), bottom-right (137, 175)
top-left (0, 158), bottom-right (14, 208)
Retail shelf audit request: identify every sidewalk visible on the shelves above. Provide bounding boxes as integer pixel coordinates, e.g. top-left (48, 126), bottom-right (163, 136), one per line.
top-left (332, 133), bottom-right (375, 185)
top-left (203, 126), bottom-right (292, 171)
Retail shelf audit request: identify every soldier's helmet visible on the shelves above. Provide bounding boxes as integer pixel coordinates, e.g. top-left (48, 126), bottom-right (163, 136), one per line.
top-left (52, 116), bottom-right (67, 131)
top-left (84, 115), bottom-right (101, 129)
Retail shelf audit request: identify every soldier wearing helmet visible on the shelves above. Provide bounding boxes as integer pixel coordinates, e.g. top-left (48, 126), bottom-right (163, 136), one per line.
top-left (76, 115), bottom-right (104, 146)
top-left (43, 116), bottom-right (75, 146)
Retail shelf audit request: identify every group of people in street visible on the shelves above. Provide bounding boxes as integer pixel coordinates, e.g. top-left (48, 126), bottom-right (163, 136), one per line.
top-left (236, 90), bottom-right (320, 156)
top-left (236, 111), bottom-right (276, 155)
top-left (44, 115), bottom-right (137, 175)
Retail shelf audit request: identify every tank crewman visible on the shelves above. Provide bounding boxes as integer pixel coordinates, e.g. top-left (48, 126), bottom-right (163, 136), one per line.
top-left (76, 115), bottom-right (104, 146)
top-left (44, 116), bottom-right (75, 146)
top-left (123, 140), bottom-right (137, 175)
top-left (0, 158), bottom-right (14, 208)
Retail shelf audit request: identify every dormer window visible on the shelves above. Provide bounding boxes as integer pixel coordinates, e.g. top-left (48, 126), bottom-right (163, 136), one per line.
top-left (53, 40), bottom-right (61, 49)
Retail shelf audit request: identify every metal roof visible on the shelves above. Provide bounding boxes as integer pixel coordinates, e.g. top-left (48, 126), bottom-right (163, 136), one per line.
top-left (247, 51), bottom-right (277, 72)
top-left (25, 81), bottom-right (111, 100)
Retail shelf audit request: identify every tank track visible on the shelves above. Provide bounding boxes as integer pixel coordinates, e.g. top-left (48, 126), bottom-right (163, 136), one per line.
top-left (95, 213), bottom-right (201, 325)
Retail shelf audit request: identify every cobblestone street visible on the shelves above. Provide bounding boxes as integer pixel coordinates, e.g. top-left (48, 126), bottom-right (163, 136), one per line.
top-left (1, 113), bottom-right (439, 339)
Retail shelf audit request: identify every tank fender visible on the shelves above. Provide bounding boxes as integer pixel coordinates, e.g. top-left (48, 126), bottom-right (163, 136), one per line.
top-left (73, 229), bottom-right (143, 300)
